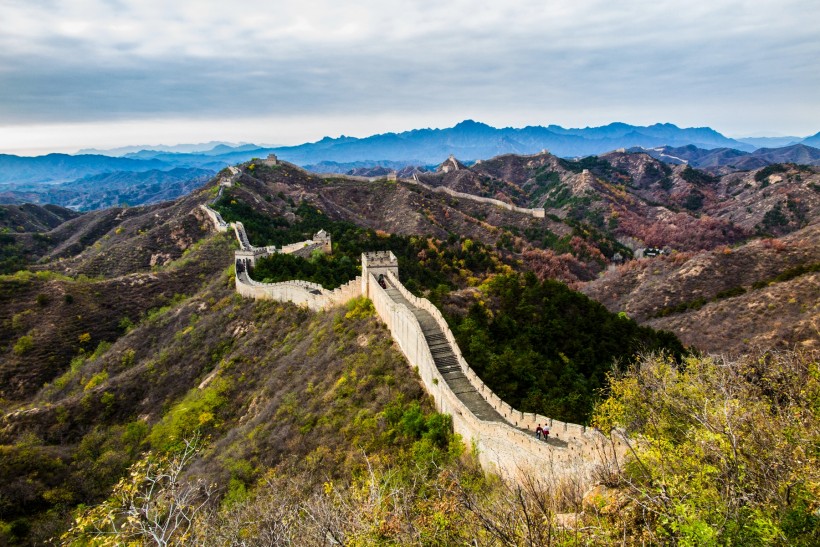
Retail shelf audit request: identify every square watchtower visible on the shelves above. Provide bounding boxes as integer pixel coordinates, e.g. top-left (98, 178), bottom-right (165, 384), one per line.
top-left (361, 251), bottom-right (399, 295)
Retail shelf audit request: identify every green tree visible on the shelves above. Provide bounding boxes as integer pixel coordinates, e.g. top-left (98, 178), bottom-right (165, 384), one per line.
top-left (592, 350), bottom-right (820, 545)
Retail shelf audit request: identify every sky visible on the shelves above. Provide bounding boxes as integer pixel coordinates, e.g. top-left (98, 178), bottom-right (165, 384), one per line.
top-left (1, 0), bottom-right (819, 155)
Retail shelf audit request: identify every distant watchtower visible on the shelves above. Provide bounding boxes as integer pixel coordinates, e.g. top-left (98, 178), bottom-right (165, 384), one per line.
top-left (263, 153), bottom-right (279, 166)
top-left (441, 154), bottom-right (460, 174)
top-left (313, 229), bottom-right (332, 253)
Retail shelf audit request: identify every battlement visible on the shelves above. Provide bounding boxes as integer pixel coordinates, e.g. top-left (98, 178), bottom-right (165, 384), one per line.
top-left (362, 250), bottom-right (397, 267)
top-left (313, 229), bottom-right (332, 253)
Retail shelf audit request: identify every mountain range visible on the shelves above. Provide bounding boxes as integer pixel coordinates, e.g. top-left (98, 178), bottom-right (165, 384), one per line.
top-left (2, 121), bottom-right (819, 212)
top-left (630, 143), bottom-right (820, 171)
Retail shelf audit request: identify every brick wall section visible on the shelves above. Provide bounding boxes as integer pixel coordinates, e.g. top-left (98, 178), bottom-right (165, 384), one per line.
top-left (199, 205), bottom-right (229, 232)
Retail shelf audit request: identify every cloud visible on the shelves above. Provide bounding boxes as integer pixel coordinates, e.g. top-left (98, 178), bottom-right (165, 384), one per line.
top-left (0, 0), bottom-right (818, 148)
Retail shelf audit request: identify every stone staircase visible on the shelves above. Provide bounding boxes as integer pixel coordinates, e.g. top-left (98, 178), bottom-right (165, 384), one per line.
top-left (383, 280), bottom-right (507, 424)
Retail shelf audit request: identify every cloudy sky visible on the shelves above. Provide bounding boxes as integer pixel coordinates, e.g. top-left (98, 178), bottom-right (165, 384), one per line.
top-left (1, 0), bottom-right (818, 154)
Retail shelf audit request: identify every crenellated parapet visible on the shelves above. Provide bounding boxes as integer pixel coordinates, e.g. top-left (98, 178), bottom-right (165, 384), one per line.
top-left (377, 269), bottom-right (625, 481)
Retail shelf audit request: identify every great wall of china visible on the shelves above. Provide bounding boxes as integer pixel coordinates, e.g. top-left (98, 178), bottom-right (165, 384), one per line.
top-left (200, 159), bottom-right (626, 482)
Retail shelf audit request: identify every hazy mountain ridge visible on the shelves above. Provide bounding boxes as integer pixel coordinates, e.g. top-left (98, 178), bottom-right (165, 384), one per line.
top-left (270, 120), bottom-right (760, 164)
top-left (633, 143), bottom-right (820, 172)
top-left (0, 154), bottom-right (170, 185)
top-left (0, 167), bottom-right (215, 211)
top-left (5, 122), bottom-right (819, 192)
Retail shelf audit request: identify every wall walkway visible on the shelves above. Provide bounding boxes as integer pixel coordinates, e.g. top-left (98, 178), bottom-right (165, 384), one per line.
top-left (280, 160), bottom-right (546, 218)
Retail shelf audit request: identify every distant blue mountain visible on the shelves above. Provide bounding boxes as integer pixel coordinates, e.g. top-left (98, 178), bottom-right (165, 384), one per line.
top-left (801, 131), bottom-right (820, 148)
top-left (737, 136), bottom-right (803, 148)
top-left (3, 122), bottom-right (815, 192)
top-left (629, 143), bottom-right (820, 170)
top-left (266, 120), bottom-right (756, 165)
top-left (77, 141), bottom-right (257, 156)
top-left (0, 153), bottom-right (171, 185)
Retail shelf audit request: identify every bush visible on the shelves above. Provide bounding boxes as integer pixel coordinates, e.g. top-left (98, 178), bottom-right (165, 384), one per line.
top-left (680, 165), bottom-right (719, 185)
top-left (592, 350), bottom-right (820, 545)
top-left (715, 286), bottom-right (746, 299)
top-left (451, 273), bottom-right (685, 423)
top-left (13, 335), bottom-right (34, 355)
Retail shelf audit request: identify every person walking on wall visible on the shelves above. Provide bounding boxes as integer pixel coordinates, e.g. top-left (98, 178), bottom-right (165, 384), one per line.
top-left (543, 425), bottom-right (550, 441)
top-left (535, 424), bottom-right (543, 440)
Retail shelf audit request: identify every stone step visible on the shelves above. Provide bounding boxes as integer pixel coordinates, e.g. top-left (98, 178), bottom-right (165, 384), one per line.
top-left (430, 348), bottom-right (454, 357)
top-left (427, 342), bottom-right (448, 350)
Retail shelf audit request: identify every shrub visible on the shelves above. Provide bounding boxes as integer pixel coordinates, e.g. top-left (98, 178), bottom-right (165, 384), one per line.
top-left (13, 335), bottom-right (34, 355)
top-left (680, 165), bottom-right (719, 185)
top-left (592, 350), bottom-right (820, 545)
top-left (345, 297), bottom-right (375, 320)
top-left (715, 286), bottom-right (746, 299)
top-left (84, 371), bottom-right (108, 391)
top-left (148, 378), bottom-right (230, 452)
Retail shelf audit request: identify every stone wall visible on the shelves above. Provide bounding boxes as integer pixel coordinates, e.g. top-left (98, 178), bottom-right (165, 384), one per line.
top-left (361, 251), bottom-right (399, 294)
top-left (283, 160), bottom-right (545, 218)
top-left (382, 272), bottom-right (626, 475)
top-left (367, 270), bottom-right (623, 480)
top-left (234, 258), bottom-right (361, 312)
top-left (405, 179), bottom-right (546, 218)
top-left (199, 205), bottom-right (229, 232)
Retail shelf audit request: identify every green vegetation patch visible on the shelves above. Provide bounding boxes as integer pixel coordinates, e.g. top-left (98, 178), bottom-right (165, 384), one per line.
top-left (221, 196), bottom-right (509, 294)
top-left (450, 273), bottom-right (685, 423)
top-left (592, 351), bottom-right (820, 545)
top-left (754, 163), bottom-right (789, 182)
top-left (680, 165), bottom-right (719, 185)
top-left (0, 233), bottom-right (28, 275)
top-left (253, 251), bottom-right (358, 290)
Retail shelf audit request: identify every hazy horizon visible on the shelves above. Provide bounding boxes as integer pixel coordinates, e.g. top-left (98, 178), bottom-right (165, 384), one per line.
top-left (0, 118), bottom-right (815, 157)
top-left (2, 1), bottom-right (818, 156)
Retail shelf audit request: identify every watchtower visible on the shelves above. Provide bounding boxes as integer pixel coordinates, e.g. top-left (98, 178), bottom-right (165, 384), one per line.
top-left (313, 229), bottom-right (332, 253)
top-left (361, 251), bottom-right (399, 296)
